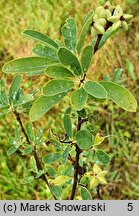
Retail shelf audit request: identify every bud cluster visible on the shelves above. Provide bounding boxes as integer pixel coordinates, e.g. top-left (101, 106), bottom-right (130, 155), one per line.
top-left (91, 1), bottom-right (133, 38)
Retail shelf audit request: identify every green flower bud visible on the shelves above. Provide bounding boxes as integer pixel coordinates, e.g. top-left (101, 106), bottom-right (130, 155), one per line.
top-left (121, 21), bottom-right (128, 31)
top-left (106, 9), bottom-right (111, 18)
top-left (107, 16), bottom-right (119, 23)
top-left (95, 6), bottom-right (104, 14)
top-left (123, 14), bottom-right (133, 21)
top-left (109, 6), bottom-right (115, 13)
top-left (94, 22), bottom-right (105, 34)
top-left (111, 20), bottom-right (121, 31)
top-left (91, 27), bottom-right (99, 38)
top-left (104, 1), bottom-right (111, 7)
top-left (99, 8), bottom-right (106, 19)
top-left (113, 5), bottom-right (123, 17)
top-left (93, 13), bottom-right (99, 22)
top-left (96, 18), bottom-right (106, 27)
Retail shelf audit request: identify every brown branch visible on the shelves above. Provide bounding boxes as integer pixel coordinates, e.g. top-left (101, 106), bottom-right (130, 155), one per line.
top-left (97, 185), bottom-right (102, 200)
top-left (13, 111), bottom-right (57, 200)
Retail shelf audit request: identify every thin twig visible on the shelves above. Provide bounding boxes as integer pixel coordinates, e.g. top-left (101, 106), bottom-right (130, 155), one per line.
top-left (13, 111), bottom-right (57, 200)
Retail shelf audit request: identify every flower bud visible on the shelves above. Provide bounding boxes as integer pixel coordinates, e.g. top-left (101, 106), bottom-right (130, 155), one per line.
top-left (106, 9), bottom-right (111, 18)
top-left (91, 27), bottom-right (99, 38)
top-left (123, 14), bottom-right (133, 21)
top-left (93, 13), bottom-right (99, 22)
top-left (94, 23), bottom-right (105, 34)
top-left (113, 5), bottom-right (123, 17)
top-left (107, 16), bottom-right (119, 23)
top-left (121, 21), bottom-right (128, 31)
top-left (111, 20), bottom-right (121, 31)
top-left (95, 6), bottom-right (104, 14)
top-left (99, 9), bottom-right (106, 19)
top-left (96, 18), bottom-right (106, 27)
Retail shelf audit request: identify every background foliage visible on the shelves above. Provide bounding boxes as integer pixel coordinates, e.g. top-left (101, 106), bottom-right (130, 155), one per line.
top-left (0, 0), bottom-right (139, 199)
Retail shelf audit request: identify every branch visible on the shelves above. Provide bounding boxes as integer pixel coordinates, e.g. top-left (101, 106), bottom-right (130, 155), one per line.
top-left (13, 111), bottom-right (57, 200)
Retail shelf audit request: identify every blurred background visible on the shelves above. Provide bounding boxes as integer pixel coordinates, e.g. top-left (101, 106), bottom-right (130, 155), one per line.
top-left (0, 0), bottom-right (139, 199)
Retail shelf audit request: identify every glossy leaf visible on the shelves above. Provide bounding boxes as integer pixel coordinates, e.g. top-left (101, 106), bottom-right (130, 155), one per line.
top-left (45, 65), bottom-right (74, 79)
top-left (2, 57), bottom-right (57, 74)
top-left (76, 130), bottom-right (92, 149)
top-left (43, 79), bottom-right (74, 96)
top-left (50, 185), bottom-right (62, 199)
top-left (62, 145), bottom-right (71, 164)
top-left (9, 137), bottom-right (18, 145)
top-left (30, 92), bottom-right (67, 122)
top-left (57, 47), bottom-right (82, 76)
top-left (81, 45), bottom-right (93, 72)
top-left (84, 81), bottom-right (107, 99)
top-left (96, 150), bottom-right (110, 165)
top-left (25, 123), bottom-right (35, 142)
top-left (0, 79), bottom-right (9, 104)
top-left (42, 153), bottom-right (61, 164)
top-left (77, 108), bottom-right (87, 118)
top-left (22, 30), bottom-right (59, 49)
top-left (7, 146), bottom-right (19, 156)
top-left (9, 75), bottom-right (21, 101)
top-left (32, 43), bottom-right (58, 60)
top-left (71, 88), bottom-right (88, 111)
top-left (61, 18), bottom-right (77, 52)
top-left (76, 10), bottom-right (94, 53)
top-left (80, 187), bottom-right (92, 200)
top-left (64, 114), bottom-right (72, 138)
top-left (100, 81), bottom-right (137, 112)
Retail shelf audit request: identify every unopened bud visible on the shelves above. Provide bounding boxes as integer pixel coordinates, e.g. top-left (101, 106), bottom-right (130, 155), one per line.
top-left (111, 20), bottom-right (121, 31)
top-left (94, 23), bottom-right (105, 34)
top-left (107, 16), bottom-right (119, 23)
top-left (113, 5), bottom-right (123, 17)
top-left (121, 21), bottom-right (128, 31)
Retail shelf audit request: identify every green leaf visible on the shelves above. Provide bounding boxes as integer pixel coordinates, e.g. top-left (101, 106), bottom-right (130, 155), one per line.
top-left (76, 10), bottom-right (94, 53)
top-left (96, 150), bottom-right (110, 165)
top-left (50, 138), bottom-right (62, 150)
top-left (30, 93), bottom-right (67, 122)
top-left (9, 75), bottom-right (21, 101)
top-left (62, 145), bottom-right (71, 164)
top-left (112, 68), bottom-right (123, 83)
top-left (43, 79), bottom-right (74, 96)
top-left (32, 43), bottom-right (58, 60)
top-left (21, 176), bottom-right (34, 184)
top-left (25, 123), bottom-right (35, 142)
top-left (0, 79), bottom-right (9, 104)
top-left (7, 145), bottom-right (19, 156)
top-left (50, 185), bottom-right (62, 199)
top-left (47, 165), bottom-right (57, 177)
top-left (57, 47), bottom-right (82, 76)
top-left (35, 170), bottom-right (44, 179)
top-left (126, 60), bottom-right (136, 81)
top-left (45, 65), bottom-right (74, 79)
top-left (2, 57), bottom-right (57, 74)
top-left (22, 30), bottom-right (59, 49)
top-left (51, 175), bottom-right (71, 186)
top-left (42, 153), bottom-right (61, 164)
top-left (80, 187), bottom-right (92, 200)
top-left (22, 146), bottom-right (34, 155)
top-left (81, 45), bottom-right (93, 72)
top-left (76, 130), bottom-right (92, 149)
top-left (64, 114), bottom-right (72, 138)
top-left (100, 81), bottom-right (137, 112)
top-left (61, 18), bottom-right (77, 52)
top-left (94, 133), bottom-right (105, 146)
top-left (30, 156), bottom-right (38, 173)
top-left (84, 81), bottom-right (107, 99)
top-left (71, 88), bottom-right (88, 111)
top-left (77, 108), bottom-right (87, 118)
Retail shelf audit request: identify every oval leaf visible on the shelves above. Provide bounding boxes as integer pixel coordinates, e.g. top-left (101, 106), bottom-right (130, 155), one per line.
top-left (62, 145), bottom-right (71, 164)
top-left (61, 18), bottom-right (77, 52)
top-left (100, 81), bottom-right (137, 112)
top-left (64, 114), bottom-right (72, 138)
top-left (42, 153), bottom-right (61, 164)
top-left (76, 130), bottom-right (92, 149)
top-left (80, 187), bottom-right (92, 200)
top-left (25, 123), bottom-right (35, 142)
top-left (32, 43), bottom-right (58, 60)
top-left (51, 175), bottom-right (71, 186)
top-left (9, 75), bottom-right (21, 101)
top-left (7, 146), bottom-right (19, 156)
top-left (29, 93), bottom-right (67, 122)
top-left (50, 185), bottom-right (62, 199)
top-left (57, 47), bottom-right (82, 76)
top-left (45, 65), bottom-right (74, 79)
top-left (2, 57), bottom-right (57, 74)
top-left (71, 88), bottom-right (88, 111)
top-left (76, 10), bottom-right (94, 53)
top-left (96, 150), bottom-right (110, 165)
top-left (22, 30), bottom-right (59, 49)
top-left (81, 45), bottom-right (93, 73)
top-left (84, 81), bottom-right (107, 99)
top-left (43, 79), bottom-right (74, 96)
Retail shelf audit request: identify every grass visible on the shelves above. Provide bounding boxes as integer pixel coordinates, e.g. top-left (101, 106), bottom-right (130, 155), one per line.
top-left (0, 0), bottom-right (139, 199)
